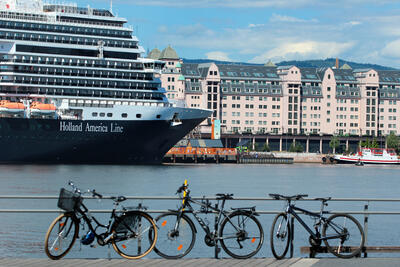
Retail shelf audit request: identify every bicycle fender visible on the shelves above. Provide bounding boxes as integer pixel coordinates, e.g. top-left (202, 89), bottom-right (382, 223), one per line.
top-left (230, 210), bottom-right (259, 217)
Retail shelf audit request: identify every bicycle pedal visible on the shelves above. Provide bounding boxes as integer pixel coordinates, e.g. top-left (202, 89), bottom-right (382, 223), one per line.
top-left (90, 244), bottom-right (97, 248)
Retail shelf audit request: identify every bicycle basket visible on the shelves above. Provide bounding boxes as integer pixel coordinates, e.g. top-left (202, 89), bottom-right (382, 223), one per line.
top-left (57, 188), bottom-right (82, 212)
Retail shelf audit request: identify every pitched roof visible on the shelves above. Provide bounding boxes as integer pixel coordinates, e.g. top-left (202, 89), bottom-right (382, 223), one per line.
top-left (147, 48), bottom-right (161, 60)
top-left (160, 45), bottom-right (179, 60)
top-left (264, 60), bottom-right (276, 67)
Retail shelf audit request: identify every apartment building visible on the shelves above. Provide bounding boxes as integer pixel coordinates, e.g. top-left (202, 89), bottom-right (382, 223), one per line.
top-left (149, 47), bottom-right (400, 136)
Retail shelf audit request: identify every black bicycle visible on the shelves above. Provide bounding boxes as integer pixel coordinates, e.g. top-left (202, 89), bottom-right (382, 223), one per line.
top-left (44, 181), bottom-right (157, 260)
top-left (269, 194), bottom-right (364, 259)
top-left (152, 182), bottom-right (264, 259)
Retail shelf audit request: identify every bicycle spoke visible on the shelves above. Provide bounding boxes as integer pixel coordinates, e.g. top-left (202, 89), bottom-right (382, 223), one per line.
top-left (220, 212), bottom-right (263, 259)
top-left (323, 214), bottom-right (364, 258)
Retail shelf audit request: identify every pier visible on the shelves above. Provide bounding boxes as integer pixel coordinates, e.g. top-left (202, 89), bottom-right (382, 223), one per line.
top-left (2, 258), bottom-right (400, 267)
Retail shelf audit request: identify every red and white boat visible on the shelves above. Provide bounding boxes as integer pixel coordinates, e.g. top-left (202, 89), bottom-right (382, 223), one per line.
top-left (334, 148), bottom-right (400, 164)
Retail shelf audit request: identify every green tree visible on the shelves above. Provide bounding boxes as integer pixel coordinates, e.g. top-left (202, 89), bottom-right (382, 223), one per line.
top-left (295, 143), bottom-right (304, 152)
top-left (329, 135), bottom-right (340, 153)
top-left (289, 143), bottom-right (296, 152)
top-left (289, 143), bottom-right (303, 153)
top-left (371, 138), bottom-right (379, 148)
top-left (263, 143), bottom-right (270, 152)
top-left (386, 132), bottom-right (399, 150)
top-left (361, 138), bottom-right (371, 148)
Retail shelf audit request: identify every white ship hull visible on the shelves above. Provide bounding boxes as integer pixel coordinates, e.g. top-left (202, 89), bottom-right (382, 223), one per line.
top-left (334, 148), bottom-right (400, 164)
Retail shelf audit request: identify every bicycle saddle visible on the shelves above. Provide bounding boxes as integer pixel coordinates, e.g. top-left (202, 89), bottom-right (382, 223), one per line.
top-left (111, 196), bottom-right (127, 202)
top-left (269, 194), bottom-right (308, 200)
top-left (314, 197), bottom-right (331, 202)
top-left (216, 193), bottom-right (234, 200)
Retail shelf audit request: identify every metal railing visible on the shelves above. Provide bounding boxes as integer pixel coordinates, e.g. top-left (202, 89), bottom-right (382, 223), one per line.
top-left (1, 195), bottom-right (400, 252)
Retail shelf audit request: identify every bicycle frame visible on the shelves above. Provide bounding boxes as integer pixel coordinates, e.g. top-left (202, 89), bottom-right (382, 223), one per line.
top-left (285, 204), bottom-right (346, 241)
top-left (72, 199), bottom-right (134, 245)
top-left (174, 194), bottom-right (244, 241)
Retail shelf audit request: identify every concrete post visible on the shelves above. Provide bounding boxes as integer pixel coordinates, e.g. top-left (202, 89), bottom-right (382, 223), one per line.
top-left (280, 136), bottom-right (283, 152)
top-left (320, 138), bottom-right (323, 154)
top-left (346, 139), bottom-right (349, 151)
top-left (252, 137), bottom-right (255, 150)
top-left (306, 137), bottom-right (309, 153)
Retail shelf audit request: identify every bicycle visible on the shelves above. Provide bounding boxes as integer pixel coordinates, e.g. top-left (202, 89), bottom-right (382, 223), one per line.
top-left (44, 181), bottom-right (157, 260)
top-left (269, 194), bottom-right (365, 259)
top-left (153, 182), bottom-right (264, 259)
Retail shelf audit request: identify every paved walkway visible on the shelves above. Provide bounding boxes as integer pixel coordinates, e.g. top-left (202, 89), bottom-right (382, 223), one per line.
top-left (1, 258), bottom-right (400, 267)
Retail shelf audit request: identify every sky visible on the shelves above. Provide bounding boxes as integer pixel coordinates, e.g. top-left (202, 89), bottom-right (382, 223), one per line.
top-left (78, 0), bottom-right (400, 68)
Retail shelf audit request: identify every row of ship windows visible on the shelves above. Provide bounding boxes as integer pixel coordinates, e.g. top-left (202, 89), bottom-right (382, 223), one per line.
top-left (1, 76), bottom-right (159, 90)
top-left (0, 31), bottom-right (137, 49)
top-left (16, 45), bottom-right (138, 60)
top-left (4, 55), bottom-right (144, 70)
top-left (6, 66), bottom-right (152, 80)
top-left (91, 113), bottom-right (163, 119)
top-left (0, 20), bottom-right (130, 39)
top-left (0, 86), bottom-right (164, 100)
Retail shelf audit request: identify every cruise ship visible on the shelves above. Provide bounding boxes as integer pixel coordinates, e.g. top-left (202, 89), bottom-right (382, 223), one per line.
top-left (0, 0), bottom-right (211, 164)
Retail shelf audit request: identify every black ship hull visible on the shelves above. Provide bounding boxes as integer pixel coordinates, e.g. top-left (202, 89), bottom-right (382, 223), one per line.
top-left (0, 118), bottom-right (204, 164)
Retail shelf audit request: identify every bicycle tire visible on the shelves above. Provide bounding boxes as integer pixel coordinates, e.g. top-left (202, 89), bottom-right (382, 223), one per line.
top-left (44, 213), bottom-right (79, 260)
top-left (153, 212), bottom-right (196, 259)
top-left (111, 211), bottom-right (157, 259)
top-left (322, 213), bottom-right (365, 258)
top-left (219, 211), bottom-right (264, 259)
top-left (270, 213), bottom-right (290, 260)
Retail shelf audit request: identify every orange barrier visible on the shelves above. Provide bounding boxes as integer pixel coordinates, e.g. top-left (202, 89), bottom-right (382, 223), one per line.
top-left (166, 147), bottom-right (237, 156)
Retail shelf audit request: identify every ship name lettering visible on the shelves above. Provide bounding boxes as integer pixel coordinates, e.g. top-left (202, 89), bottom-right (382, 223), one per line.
top-left (60, 121), bottom-right (83, 132)
top-left (85, 123), bottom-right (108, 133)
top-left (111, 123), bottom-right (124, 133)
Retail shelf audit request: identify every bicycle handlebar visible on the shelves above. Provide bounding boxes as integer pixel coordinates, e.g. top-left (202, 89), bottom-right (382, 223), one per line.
top-left (176, 183), bottom-right (188, 194)
top-left (91, 189), bottom-right (103, 199)
top-left (68, 181), bottom-right (103, 199)
top-left (269, 193), bottom-right (308, 200)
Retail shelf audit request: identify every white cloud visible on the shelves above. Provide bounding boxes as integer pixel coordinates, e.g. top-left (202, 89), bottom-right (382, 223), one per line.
top-left (157, 25), bottom-right (168, 33)
top-left (381, 39), bottom-right (400, 58)
top-left (345, 21), bottom-right (361, 26)
top-left (269, 14), bottom-right (317, 23)
top-left (250, 41), bottom-right (355, 63)
top-left (206, 51), bottom-right (232, 61)
top-left (248, 23), bottom-right (265, 28)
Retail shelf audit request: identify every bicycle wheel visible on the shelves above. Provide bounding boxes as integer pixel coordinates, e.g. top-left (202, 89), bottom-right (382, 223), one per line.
top-left (153, 212), bottom-right (196, 259)
top-left (219, 211), bottom-right (264, 259)
top-left (322, 213), bottom-right (364, 258)
top-left (111, 211), bottom-right (157, 259)
top-left (270, 213), bottom-right (290, 259)
top-left (44, 213), bottom-right (79, 260)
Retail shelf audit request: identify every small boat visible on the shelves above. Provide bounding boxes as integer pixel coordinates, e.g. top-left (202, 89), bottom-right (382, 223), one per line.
top-left (0, 100), bottom-right (26, 116)
top-left (334, 148), bottom-right (400, 164)
top-left (30, 102), bottom-right (57, 116)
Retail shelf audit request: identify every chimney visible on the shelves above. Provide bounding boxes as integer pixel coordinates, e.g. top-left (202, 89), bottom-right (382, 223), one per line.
top-left (335, 58), bottom-right (339, 69)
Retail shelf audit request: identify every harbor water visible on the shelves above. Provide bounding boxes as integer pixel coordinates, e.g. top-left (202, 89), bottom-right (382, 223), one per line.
top-left (0, 163), bottom-right (399, 259)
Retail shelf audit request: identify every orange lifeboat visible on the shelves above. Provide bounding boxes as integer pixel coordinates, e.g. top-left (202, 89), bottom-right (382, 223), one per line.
top-left (30, 102), bottom-right (57, 116)
top-left (0, 100), bottom-right (26, 114)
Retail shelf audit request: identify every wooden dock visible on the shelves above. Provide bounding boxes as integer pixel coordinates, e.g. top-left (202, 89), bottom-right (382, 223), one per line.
top-left (1, 258), bottom-right (400, 267)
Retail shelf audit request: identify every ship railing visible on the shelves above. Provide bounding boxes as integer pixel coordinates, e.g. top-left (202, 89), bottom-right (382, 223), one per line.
top-left (0, 11), bottom-right (132, 30)
top-left (1, 194), bottom-right (399, 252)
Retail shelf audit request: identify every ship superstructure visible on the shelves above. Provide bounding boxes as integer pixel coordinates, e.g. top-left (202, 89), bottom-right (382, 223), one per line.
top-left (0, 0), bottom-right (210, 164)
